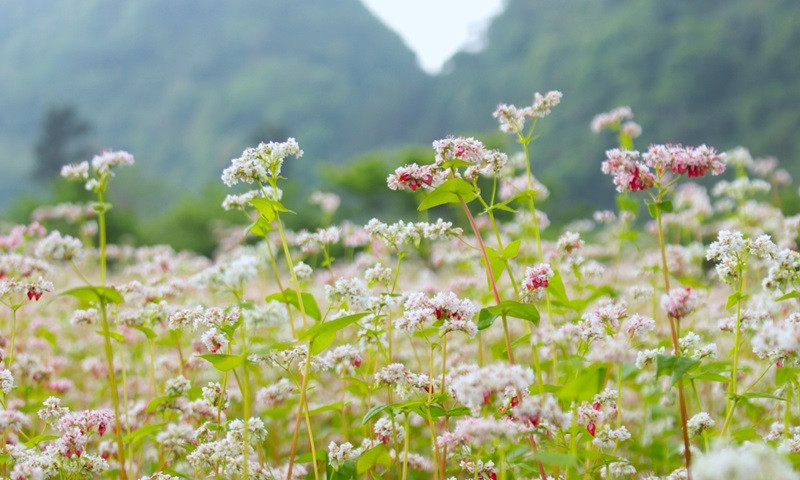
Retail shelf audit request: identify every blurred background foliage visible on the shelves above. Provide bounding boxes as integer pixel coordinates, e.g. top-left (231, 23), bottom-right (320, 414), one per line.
top-left (2, 0), bottom-right (799, 255)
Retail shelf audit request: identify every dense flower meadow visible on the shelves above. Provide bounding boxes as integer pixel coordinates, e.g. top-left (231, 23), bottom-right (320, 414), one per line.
top-left (2, 92), bottom-right (800, 480)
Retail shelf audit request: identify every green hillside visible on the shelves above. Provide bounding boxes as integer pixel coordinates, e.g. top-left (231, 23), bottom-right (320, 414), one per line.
top-left (0, 0), bottom-right (431, 205)
top-left (428, 0), bottom-right (800, 216)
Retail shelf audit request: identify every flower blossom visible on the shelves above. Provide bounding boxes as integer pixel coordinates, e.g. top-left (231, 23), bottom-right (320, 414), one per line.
top-left (601, 149), bottom-right (654, 192)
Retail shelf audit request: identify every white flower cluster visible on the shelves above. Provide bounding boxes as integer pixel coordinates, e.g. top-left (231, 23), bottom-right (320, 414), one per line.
top-left (192, 254), bottom-right (259, 291)
top-left (706, 230), bottom-right (776, 284)
top-left (493, 90), bottom-right (563, 133)
top-left (221, 138), bottom-right (303, 187)
top-left (396, 291), bottom-right (478, 337)
top-left (450, 363), bottom-right (534, 415)
top-left (374, 363), bottom-right (434, 399)
top-left (764, 247), bottom-right (800, 294)
top-left (437, 417), bottom-right (530, 449)
top-left (693, 443), bottom-right (798, 480)
top-left (60, 149), bottom-right (134, 193)
top-left (34, 231), bottom-right (83, 261)
top-left (365, 218), bottom-right (463, 247)
top-left (687, 412), bottom-right (715, 436)
top-left (590, 106), bottom-right (634, 133)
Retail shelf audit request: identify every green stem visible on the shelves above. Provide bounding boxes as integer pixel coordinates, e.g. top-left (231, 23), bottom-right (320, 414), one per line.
top-left (96, 190), bottom-right (128, 480)
top-left (723, 271), bottom-right (745, 436)
top-left (401, 414), bottom-right (410, 480)
top-left (240, 317), bottom-right (252, 478)
top-left (654, 203), bottom-right (692, 477)
top-left (457, 194), bottom-right (514, 364)
top-left (9, 307), bottom-right (17, 362)
top-left (99, 300), bottom-right (128, 480)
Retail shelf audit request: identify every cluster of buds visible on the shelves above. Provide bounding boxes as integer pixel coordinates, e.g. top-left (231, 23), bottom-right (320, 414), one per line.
top-left (521, 263), bottom-right (554, 302)
top-left (643, 144), bottom-right (726, 178)
top-left (601, 149), bottom-right (655, 193)
top-left (61, 149), bottom-right (134, 194)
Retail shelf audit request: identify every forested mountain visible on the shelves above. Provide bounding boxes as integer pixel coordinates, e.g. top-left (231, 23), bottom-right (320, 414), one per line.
top-left (2, 0), bottom-right (799, 222)
top-left (430, 0), bottom-right (800, 214)
top-left (0, 0), bottom-right (431, 204)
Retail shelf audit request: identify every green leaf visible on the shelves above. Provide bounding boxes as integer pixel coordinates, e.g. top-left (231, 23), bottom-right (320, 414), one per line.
top-left (690, 371), bottom-right (730, 383)
top-left (557, 364), bottom-right (607, 401)
top-left (124, 423), bottom-right (165, 445)
top-left (656, 354), bottom-right (699, 385)
top-left (356, 444), bottom-right (392, 475)
top-left (24, 434), bottom-right (60, 448)
top-left (726, 292), bottom-right (747, 310)
top-left (418, 178), bottom-right (477, 211)
top-left (96, 329), bottom-right (126, 343)
top-left (91, 202), bottom-right (113, 213)
top-left (482, 200), bottom-right (516, 214)
top-left (508, 189), bottom-right (544, 205)
top-left (307, 401), bottom-right (350, 416)
top-left (777, 291), bottom-right (800, 302)
top-left (145, 396), bottom-right (176, 413)
top-left (266, 288), bottom-right (321, 322)
top-left (738, 392), bottom-right (786, 402)
top-left (329, 460), bottom-right (357, 480)
top-left (199, 353), bottom-right (245, 372)
top-left (548, 269), bottom-right (569, 305)
top-left (731, 427), bottom-right (760, 442)
top-left (616, 195), bottom-right (640, 215)
top-left (647, 202), bottom-right (658, 218)
top-left (34, 326), bottom-right (58, 348)
top-left (477, 301), bottom-right (539, 330)
top-left (482, 246), bottom-right (506, 283)
top-left (249, 197), bottom-right (279, 221)
top-left (300, 312), bottom-right (369, 355)
top-left (362, 404), bottom-right (391, 425)
top-left (504, 239), bottom-right (521, 259)
top-left (660, 200), bottom-right (674, 213)
top-left (777, 366), bottom-right (800, 386)
top-left (130, 325), bottom-right (158, 340)
top-left (61, 286), bottom-right (124, 304)
top-left (530, 451), bottom-right (578, 467)
top-left (248, 216), bottom-right (273, 237)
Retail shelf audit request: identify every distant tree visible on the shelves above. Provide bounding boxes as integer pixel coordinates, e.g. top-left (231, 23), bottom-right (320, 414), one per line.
top-left (33, 105), bottom-right (92, 182)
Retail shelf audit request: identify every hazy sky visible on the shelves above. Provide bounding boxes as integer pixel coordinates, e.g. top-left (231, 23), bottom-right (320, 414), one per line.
top-left (360, 0), bottom-right (506, 74)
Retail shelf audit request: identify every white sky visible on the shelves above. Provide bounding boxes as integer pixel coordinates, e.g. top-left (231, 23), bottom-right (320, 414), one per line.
top-left (360, 0), bottom-right (506, 74)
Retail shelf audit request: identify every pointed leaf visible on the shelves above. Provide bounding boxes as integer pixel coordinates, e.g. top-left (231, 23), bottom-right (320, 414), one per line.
top-left (418, 178), bottom-right (477, 211)
top-left (266, 288), bottom-right (321, 322)
top-left (301, 313), bottom-right (370, 355)
top-left (357, 444), bottom-right (392, 475)
top-left (61, 286), bottom-right (124, 304)
top-left (477, 301), bottom-right (539, 330)
top-left (199, 353), bottom-right (245, 372)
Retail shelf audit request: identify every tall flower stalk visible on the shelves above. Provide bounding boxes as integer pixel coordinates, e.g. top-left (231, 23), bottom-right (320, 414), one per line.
top-left (60, 150), bottom-right (135, 480)
top-left (221, 138), bottom-right (321, 480)
top-left (601, 142), bottom-right (727, 476)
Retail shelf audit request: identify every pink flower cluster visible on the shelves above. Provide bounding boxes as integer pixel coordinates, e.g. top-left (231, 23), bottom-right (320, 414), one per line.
top-left (601, 149), bottom-right (655, 193)
top-left (661, 287), bottom-right (696, 319)
top-left (521, 263), bottom-right (554, 301)
top-left (643, 144), bottom-right (726, 178)
top-left (386, 163), bottom-right (445, 192)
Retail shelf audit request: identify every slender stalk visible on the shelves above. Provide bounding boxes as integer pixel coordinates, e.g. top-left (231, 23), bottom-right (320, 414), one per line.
top-left (264, 181), bottom-right (318, 480)
top-left (96, 191), bottom-right (128, 480)
top-left (655, 205), bottom-right (692, 477)
top-left (240, 317), bottom-right (252, 478)
top-left (9, 307), bottom-right (17, 362)
top-left (402, 414), bottom-right (410, 480)
top-left (99, 300), bottom-right (128, 480)
top-left (722, 272), bottom-right (744, 436)
top-left (457, 194), bottom-right (514, 363)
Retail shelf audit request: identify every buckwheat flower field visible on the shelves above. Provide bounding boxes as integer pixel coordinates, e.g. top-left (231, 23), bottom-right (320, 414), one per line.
top-left (3, 92), bottom-right (800, 480)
